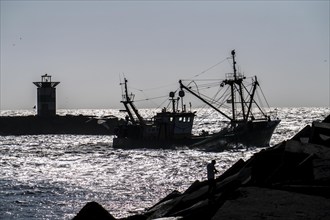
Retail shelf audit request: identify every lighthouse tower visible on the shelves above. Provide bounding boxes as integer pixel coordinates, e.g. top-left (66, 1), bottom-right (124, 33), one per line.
top-left (33, 74), bottom-right (60, 117)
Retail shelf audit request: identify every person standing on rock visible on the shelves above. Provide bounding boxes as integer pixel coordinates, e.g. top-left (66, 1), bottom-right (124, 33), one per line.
top-left (207, 160), bottom-right (218, 199)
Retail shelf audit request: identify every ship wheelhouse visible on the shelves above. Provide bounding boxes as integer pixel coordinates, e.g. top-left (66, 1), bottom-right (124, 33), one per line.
top-left (154, 111), bottom-right (195, 140)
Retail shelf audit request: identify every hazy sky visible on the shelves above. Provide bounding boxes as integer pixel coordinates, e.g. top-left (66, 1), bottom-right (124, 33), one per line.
top-left (1, 1), bottom-right (329, 110)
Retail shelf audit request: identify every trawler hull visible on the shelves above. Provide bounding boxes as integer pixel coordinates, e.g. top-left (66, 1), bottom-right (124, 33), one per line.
top-left (112, 119), bottom-right (280, 150)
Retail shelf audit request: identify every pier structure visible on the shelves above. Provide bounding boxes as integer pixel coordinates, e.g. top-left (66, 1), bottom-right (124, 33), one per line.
top-left (33, 74), bottom-right (60, 117)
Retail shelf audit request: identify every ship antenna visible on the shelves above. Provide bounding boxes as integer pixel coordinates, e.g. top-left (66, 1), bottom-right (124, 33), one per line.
top-left (231, 50), bottom-right (237, 80)
top-left (124, 78), bottom-right (130, 102)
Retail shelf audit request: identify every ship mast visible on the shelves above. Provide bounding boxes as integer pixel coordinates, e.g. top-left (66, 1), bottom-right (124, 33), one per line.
top-left (222, 50), bottom-right (248, 122)
top-left (230, 50), bottom-right (237, 121)
top-left (231, 50), bottom-right (246, 121)
top-left (121, 78), bottom-right (145, 125)
top-left (179, 50), bottom-right (265, 123)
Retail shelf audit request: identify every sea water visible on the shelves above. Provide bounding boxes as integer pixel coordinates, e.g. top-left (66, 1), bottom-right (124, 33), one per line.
top-left (0, 107), bottom-right (328, 219)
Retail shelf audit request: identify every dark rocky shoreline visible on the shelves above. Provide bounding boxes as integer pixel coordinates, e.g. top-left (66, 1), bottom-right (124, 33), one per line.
top-left (0, 115), bottom-right (118, 135)
top-left (74, 114), bottom-right (330, 220)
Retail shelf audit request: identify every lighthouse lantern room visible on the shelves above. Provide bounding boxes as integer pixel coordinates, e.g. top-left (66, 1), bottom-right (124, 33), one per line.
top-left (33, 74), bottom-right (60, 117)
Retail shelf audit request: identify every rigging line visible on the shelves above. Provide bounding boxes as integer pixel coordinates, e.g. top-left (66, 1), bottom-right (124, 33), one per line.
top-left (259, 85), bottom-right (271, 109)
top-left (217, 96), bottom-right (232, 110)
top-left (181, 78), bottom-right (223, 82)
top-left (188, 84), bottom-right (222, 92)
top-left (198, 81), bottom-right (223, 88)
top-left (187, 82), bottom-right (228, 108)
top-left (186, 80), bottom-right (201, 97)
top-left (207, 83), bottom-right (227, 108)
top-left (134, 95), bottom-right (169, 102)
top-left (256, 91), bottom-right (263, 108)
top-left (215, 84), bottom-right (230, 102)
top-left (255, 90), bottom-right (267, 117)
top-left (191, 88), bottom-right (219, 104)
top-left (193, 86), bottom-right (217, 92)
top-left (241, 83), bottom-right (255, 109)
top-left (216, 87), bottom-right (231, 108)
top-left (130, 82), bottom-right (178, 92)
top-left (185, 81), bottom-right (224, 96)
top-left (156, 97), bottom-right (171, 110)
top-left (210, 85), bottom-right (224, 102)
top-left (193, 57), bottom-right (230, 78)
top-left (128, 86), bottom-right (143, 92)
top-left (156, 88), bottom-right (179, 110)
top-left (165, 100), bottom-right (172, 110)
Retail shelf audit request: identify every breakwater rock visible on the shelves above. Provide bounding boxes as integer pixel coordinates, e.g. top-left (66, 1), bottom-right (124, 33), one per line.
top-left (73, 115), bottom-right (330, 220)
top-left (0, 115), bottom-right (118, 135)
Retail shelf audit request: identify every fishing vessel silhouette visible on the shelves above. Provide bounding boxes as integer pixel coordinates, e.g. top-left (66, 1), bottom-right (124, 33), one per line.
top-left (113, 50), bottom-right (280, 149)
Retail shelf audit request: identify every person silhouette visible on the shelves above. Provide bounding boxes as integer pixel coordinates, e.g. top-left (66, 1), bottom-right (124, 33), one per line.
top-left (207, 160), bottom-right (218, 200)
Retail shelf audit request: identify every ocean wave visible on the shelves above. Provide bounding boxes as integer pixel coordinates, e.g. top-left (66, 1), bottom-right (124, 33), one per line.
top-left (0, 107), bottom-right (329, 219)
